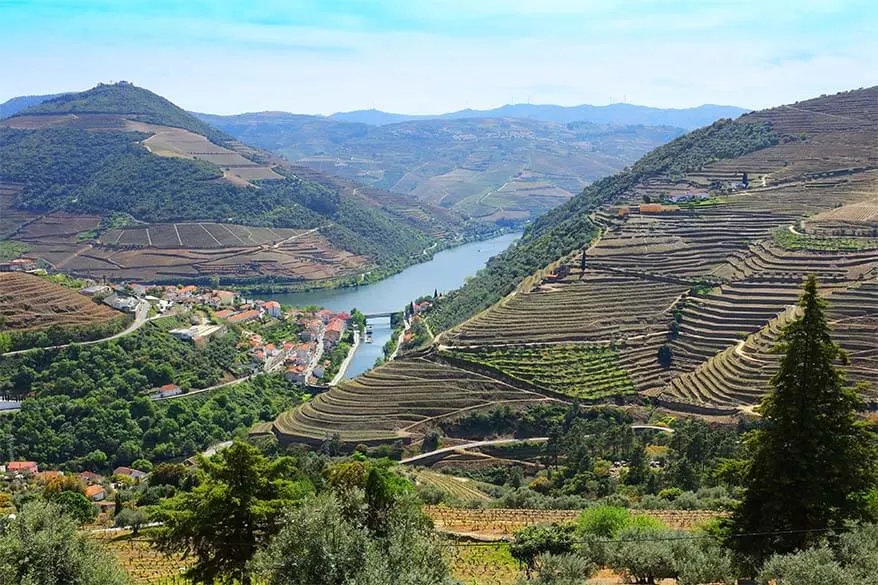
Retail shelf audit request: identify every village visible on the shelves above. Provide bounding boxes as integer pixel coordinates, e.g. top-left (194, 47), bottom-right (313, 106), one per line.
top-left (74, 281), bottom-right (360, 394)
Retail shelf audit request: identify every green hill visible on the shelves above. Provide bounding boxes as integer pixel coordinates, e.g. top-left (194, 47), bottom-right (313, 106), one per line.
top-left (1, 83), bottom-right (473, 276)
top-left (425, 116), bottom-right (781, 330)
top-left (16, 81), bottom-right (229, 144)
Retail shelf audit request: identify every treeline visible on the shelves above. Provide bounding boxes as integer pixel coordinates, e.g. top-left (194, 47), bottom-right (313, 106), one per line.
top-left (0, 312), bottom-right (132, 352)
top-left (426, 118), bottom-right (778, 331)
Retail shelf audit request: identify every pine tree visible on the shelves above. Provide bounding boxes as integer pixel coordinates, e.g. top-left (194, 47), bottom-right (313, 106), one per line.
top-left (728, 276), bottom-right (877, 571)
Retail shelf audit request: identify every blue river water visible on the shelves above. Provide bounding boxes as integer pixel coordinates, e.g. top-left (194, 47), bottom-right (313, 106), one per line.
top-left (263, 232), bottom-right (520, 379)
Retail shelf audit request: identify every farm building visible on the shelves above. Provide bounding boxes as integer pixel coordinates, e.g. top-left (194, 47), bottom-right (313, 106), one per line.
top-left (150, 383), bottom-right (182, 399)
top-left (103, 293), bottom-right (139, 312)
top-left (639, 203), bottom-right (681, 214)
top-left (169, 324), bottom-right (226, 345)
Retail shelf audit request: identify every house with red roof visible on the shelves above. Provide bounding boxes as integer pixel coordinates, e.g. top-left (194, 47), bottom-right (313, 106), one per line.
top-left (214, 308), bottom-right (236, 320)
top-left (85, 484), bottom-right (107, 501)
top-left (264, 300), bottom-right (282, 318)
top-left (7, 461), bottom-right (38, 475)
top-left (113, 466), bottom-right (148, 480)
top-left (228, 309), bottom-right (261, 324)
top-left (324, 318), bottom-right (347, 345)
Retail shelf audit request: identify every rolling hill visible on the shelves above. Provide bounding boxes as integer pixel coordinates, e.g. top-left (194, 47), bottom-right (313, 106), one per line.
top-left (0, 82), bottom-right (479, 285)
top-left (327, 102), bottom-right (750, 129)
top-left (270, 87), bottom-right (878, 448)
top-left (197, 112), bottom-right (683, 221)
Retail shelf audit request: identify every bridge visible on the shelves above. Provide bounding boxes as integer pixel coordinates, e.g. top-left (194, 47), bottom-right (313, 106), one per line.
top-left (363, 312), bottom-right (395, 319)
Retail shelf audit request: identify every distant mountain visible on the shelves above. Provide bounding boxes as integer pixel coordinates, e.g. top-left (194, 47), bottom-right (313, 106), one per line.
top-left (197, 112), bottom-right (684, 221)
top-left (329, 103), bottom-right (750, 130)
top-left (1, 82), bottom-right (474, 284)
top-left (0, 92), bottom-right (69, 118)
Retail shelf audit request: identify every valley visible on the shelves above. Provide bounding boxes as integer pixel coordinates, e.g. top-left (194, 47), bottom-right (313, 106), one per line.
top-left (0, 82), bottom-right (481, 288)
top-left (270, 87), bottom-right (878, 448)
top-left (200, 112), bottom-right (684, 221)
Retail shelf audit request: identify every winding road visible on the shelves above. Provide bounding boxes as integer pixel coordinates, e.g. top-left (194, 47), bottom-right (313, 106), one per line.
top-left (400, 425), bottom-right (674, 466)
top-left (1, 299), bottom-right (152, 357)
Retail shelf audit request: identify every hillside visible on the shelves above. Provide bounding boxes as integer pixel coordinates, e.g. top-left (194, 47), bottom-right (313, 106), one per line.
top-left (0, 92), bottom-right (68, 118)
top-left (198, 112), bottom-right (682, 221)
top-left (0, 83), bottom-right (476, 284)
top-left (328, 103), bottom-right (749, 129)
top-left (0, 272), bottom-right (130, 350)
top-left (271, 87), bottom-right (878, 447)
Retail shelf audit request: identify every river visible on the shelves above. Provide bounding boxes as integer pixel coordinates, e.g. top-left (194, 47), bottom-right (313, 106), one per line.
top-left (264, 232), bottom-right (520, 379)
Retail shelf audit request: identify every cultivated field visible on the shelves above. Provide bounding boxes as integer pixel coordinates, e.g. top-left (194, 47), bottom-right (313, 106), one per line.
top-left (268, 88), bottom-right (878, 445)
top-left (0, 272), bottom-right (122, 331)
top-left (443, 344), bottom-right (636, 400)
top-left (12, 217), bottom-right (368, 283)
top-left (272, 356), bottom-right (553, 446)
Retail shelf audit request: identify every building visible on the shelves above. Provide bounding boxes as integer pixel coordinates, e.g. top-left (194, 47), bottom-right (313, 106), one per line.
top-left (85, 484), bottom-right (107, 501)
top-left (324, 318), bottom-right (347, 344)
top-left (169, 324), bottom-right (226, 346)
top-left (113, 466), bottom-right (148, 480)
top-left (103, 293), bottom-right (139, 312)
top-left (667, 192), bottom-right (709, 203)
top-left (81, 284), bottom-right (112, 297)
top-left (214, 308), bottom-right (236, 320)
top-left (284, 365), bottom-right (307, 384)
top-left (8, 258), bottom-right (37, 271)
top-left (227, 309), bottom-right (261, 324)
top-left (639, 203), bottom-right (680, 214)
top-left (150, 383), bottom-right (182, 399)
top-left (7, 461), bottom-right (38, 475)
top-left (264, 300), bottom-right (282, 318)
top-left (79, 471), bottom-right (105, 485)
top-left (213, 290), bottom-right (237, 305)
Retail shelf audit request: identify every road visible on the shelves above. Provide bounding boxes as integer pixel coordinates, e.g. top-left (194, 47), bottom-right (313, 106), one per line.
top-left (152, 374), bottom-right (252, 401)
top-left (328, 328), bottom-right (360, 386)
top-left (400, 437), bottom-right (549, 465)
top-left (401, 425), bottom-right (673, 466)
top-left (1, 299), bottom-right (152, 357)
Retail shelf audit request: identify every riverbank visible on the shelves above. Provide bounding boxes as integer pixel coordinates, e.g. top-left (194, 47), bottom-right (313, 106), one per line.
top-left (230, 227), bottom-right (515, 296)
top-left (329, 329), bottom-right (361, 386)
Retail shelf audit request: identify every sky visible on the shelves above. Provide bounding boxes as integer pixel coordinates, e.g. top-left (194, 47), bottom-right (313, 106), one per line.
top-left (1, 0), bottom-right (876, 115)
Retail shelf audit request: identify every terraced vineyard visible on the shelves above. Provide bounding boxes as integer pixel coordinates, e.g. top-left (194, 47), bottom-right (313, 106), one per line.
top-left (269, 88), bottom-right (878, 448)
top-left (443, 344), bottom-right (635, 400)
top-left (447, 271), bottom-right (687, 346)
top-left (412, 469), bottom-right (492, 502)
top-left (0, 272), bottom-right (123, 331)
top-left (272, 357), bottom-right (552, 446)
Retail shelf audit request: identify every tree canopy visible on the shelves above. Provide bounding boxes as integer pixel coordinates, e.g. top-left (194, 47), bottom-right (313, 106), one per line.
top-left (727, 275), bottom-right (878, 569)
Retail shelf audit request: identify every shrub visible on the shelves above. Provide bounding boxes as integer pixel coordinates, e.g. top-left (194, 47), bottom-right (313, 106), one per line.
top-left (759, 546), bottom-right (848, 585)
top-left (511, 523), bottom-right (575, 576)
top-left (516, 553), bottom-right (595, 585)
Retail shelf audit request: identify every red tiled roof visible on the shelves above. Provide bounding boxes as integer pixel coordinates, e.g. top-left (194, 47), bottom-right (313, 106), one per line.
top-left (85, 485), bottom-right (105, 498)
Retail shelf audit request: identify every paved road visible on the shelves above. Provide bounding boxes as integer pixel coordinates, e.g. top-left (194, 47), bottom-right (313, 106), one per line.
top-left (328, 328), bottom-right (360, 386)
top-left (1, 299), bottom-right (152, 357)
top-left (401, 425), bottom-right (673, 466)
top-left (153, 374), bottom-right (252, 401)
top-left (401, 437), bottom-right (550, 465)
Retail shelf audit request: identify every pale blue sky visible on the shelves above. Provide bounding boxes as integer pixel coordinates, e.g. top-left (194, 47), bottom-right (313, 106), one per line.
top-left (1, 0), bottom-right (875, 114)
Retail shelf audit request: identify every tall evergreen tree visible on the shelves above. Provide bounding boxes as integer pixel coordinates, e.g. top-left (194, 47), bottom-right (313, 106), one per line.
top-left (728, 276), bottom-right (877, 571)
